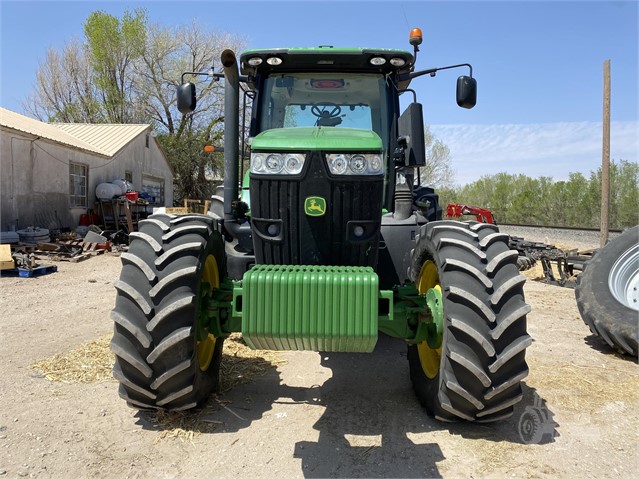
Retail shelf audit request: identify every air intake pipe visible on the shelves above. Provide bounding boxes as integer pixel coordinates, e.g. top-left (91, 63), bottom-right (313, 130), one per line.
top-left (394, 168), bottom-right (414, 221)
top-left (221, 49), bottom-right (240, 221)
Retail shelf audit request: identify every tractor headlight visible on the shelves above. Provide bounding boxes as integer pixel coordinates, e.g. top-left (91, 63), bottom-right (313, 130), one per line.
top-left (328, 154), bottom-right (348, 175)
top-left (326, 153), bottom-right (383, 175)
top-left (283, 154), bottom-right (304, 174)
top-left (251, 152), bottom-right (306, 175)
top-left (350, 155), bottom-right (367, 174)
top-left (265, 154), bottom-right (284, 173)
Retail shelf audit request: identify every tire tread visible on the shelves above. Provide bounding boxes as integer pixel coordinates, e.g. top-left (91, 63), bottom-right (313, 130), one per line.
top-left (408, 220), bottom-right (530, 421)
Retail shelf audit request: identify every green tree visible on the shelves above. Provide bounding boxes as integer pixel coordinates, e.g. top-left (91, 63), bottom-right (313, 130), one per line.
top-left (509, 175), bottom-right (541, 224)
top-left (449, 160), bottom-right (638, 229)
top-left (436, 186), bottom-right (461, 213)
top-left (158, 128), bottom-right (224, 202)
top-left (83, 9), bottom-right (147, 123)
top-left (610, 160), bottom-right (639, 228)
top-left (563, 172), bottom-right (589, 227)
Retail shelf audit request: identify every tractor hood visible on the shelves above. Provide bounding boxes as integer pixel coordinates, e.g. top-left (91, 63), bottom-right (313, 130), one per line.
top-left (251, 127), bottom-right (383, 152)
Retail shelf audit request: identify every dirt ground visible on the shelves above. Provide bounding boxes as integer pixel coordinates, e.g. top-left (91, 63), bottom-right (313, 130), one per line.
top-left (1, 252), bottom-right (637, 479)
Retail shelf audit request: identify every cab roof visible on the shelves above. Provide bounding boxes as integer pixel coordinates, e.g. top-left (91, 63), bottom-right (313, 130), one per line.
top-left (239, 47), bottom-right (414, 77)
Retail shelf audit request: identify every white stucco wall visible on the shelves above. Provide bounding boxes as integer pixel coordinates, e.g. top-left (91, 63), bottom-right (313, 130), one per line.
top-left (0, 127), bottom-right (173, 231)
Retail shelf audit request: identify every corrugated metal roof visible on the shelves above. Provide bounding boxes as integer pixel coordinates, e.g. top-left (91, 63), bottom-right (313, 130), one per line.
top-left (0, 108), bottom-right (152, 158)
top-left (0, 107), bottom-right (109, 157)
top-left (55, 123), bottom-right (150, 157)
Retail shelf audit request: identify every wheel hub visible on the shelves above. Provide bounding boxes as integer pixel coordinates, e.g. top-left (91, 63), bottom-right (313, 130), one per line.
top-left (425, 286), bottom-right (444, 349)
top-left (608, 243), bottom-right (639, 311)
top-left (416, 260), bottom-right (444, 379)
top-left (197, 255), bottom-right (219, 371)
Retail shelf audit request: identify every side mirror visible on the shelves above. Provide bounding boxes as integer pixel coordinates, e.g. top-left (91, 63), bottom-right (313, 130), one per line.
top-left (396, 102), bottom-right (426, 167)
top-left (177, 82), bottom-right (197, 114)
top-left (456, 76), bottom-right (477, 109)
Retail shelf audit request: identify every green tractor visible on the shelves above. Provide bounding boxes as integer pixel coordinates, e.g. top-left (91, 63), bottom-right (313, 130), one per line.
top-left (110, 30), bottom-right (531, 422)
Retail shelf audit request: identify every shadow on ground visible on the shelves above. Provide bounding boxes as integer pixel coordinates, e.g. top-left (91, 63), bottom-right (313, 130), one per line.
top-left (291, 334), bottom-right (443, 478)
top-left (133, 333), bottom-right (559, 476)
top-left (438, 384), bottom-right (559, 446)
top-left (584, 334), bottom-right (638, 362)
top-left (292, 335), bottom-right (560, 478)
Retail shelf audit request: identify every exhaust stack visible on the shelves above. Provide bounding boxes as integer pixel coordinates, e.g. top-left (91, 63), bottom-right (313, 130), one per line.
top-left (221, 49), bottom-right (240, 220)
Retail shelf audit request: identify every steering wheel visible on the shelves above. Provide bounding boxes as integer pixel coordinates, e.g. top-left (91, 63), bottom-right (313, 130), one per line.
top-left (311, 103), bottom-right (342, 125)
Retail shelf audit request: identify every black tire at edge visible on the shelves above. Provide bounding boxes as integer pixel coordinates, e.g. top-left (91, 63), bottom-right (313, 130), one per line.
top-left (575, 225), bottom-right (639, 356)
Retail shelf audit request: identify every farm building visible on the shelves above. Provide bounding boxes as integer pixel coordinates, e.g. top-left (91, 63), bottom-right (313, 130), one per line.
top-left (0, 107), bottom-right (173, 231)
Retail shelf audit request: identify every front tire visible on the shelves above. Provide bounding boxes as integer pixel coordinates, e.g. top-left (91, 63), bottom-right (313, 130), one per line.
top-left (408, 221), bottom-right (531, 422)
top-left (110, 214), bottom-right (226, 410)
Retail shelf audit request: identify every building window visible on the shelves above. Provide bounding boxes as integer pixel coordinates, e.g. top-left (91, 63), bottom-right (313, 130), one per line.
top-left (125, 170), bottom-right (133, 184)
top-left (142, 176), bottom-right (164, 205)
top-left (69, 162), bottom-right (88, 208)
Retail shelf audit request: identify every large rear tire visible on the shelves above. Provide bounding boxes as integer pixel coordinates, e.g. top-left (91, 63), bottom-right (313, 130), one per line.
top-left (408, 221), bottom-right (531, 422)
top-left (575, 226), bottom-right (638, 356)
top-left (110, 214), bottom-right (226, 410)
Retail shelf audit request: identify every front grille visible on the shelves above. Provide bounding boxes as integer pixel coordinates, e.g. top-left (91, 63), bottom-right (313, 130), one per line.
top-left (250, 152), bottom-right (383, 267)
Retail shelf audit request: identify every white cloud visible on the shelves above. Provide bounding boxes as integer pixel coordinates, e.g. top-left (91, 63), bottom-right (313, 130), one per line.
top-left (430, 121), bottom-right (639, 185)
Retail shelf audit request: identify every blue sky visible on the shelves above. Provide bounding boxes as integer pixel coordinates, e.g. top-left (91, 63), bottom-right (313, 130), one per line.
top-left (1, 0), bottom-right (637, 184)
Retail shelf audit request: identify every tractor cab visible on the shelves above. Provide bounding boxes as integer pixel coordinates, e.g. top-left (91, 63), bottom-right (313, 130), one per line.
top-left (241, 48), bottom-right (414, 144)
top-left (236, 48), bottom-right (417, 274)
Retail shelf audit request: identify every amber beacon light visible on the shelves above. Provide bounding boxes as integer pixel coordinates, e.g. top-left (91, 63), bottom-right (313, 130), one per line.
top-left (409, 28), bottom-right (423, 46)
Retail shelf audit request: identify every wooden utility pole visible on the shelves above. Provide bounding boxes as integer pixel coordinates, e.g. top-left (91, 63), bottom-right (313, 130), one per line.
top-left (600, 59), bottom-right (611, 247)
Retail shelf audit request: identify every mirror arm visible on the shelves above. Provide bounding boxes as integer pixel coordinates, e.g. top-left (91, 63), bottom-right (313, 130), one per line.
top-left (408, 63), bottom-right (473, 81)
top-left (180, 72), bottom-right (250, 85)
top-left (402, 88), bottom-right (418, 103)
top-left (180, 70), bottom-right (225, 84)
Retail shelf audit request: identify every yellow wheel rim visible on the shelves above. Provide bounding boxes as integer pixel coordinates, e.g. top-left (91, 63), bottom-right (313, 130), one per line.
top-left (197, 254), bottom-right (219, 371)
top-left (416, 260), bottom-right (443, 379)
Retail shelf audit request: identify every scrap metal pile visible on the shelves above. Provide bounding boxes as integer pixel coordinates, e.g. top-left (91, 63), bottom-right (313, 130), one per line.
top-left (0, 227), bottom-right (117, 277)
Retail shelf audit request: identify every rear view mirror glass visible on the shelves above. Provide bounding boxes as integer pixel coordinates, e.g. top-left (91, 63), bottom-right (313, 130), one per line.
top-left (456, 76), bottom-right (477, 109)
top-left (177, 82), bottom-right (197, 114)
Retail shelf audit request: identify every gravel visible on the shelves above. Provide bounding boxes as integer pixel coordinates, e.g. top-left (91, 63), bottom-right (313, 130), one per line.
top-left (497, 224), bottom-right (621, 251)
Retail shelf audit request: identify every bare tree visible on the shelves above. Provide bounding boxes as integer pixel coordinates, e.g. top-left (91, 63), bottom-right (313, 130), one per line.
top-left (135, 21), bottom-right (246, 139)
top-left (24, 39), bottom-right (101, 122)
top-left (134, 21), bottom-right (246, 202)
top-left (417, 124), bottom-right (456, 189)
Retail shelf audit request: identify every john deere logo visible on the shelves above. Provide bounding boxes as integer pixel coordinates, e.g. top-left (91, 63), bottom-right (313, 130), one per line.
top-left (305, 197), bottom-right (326, 216)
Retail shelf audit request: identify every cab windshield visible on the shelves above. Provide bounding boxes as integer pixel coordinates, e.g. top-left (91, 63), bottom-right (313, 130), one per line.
top-left (258, 72), bottom-right (390, 149)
